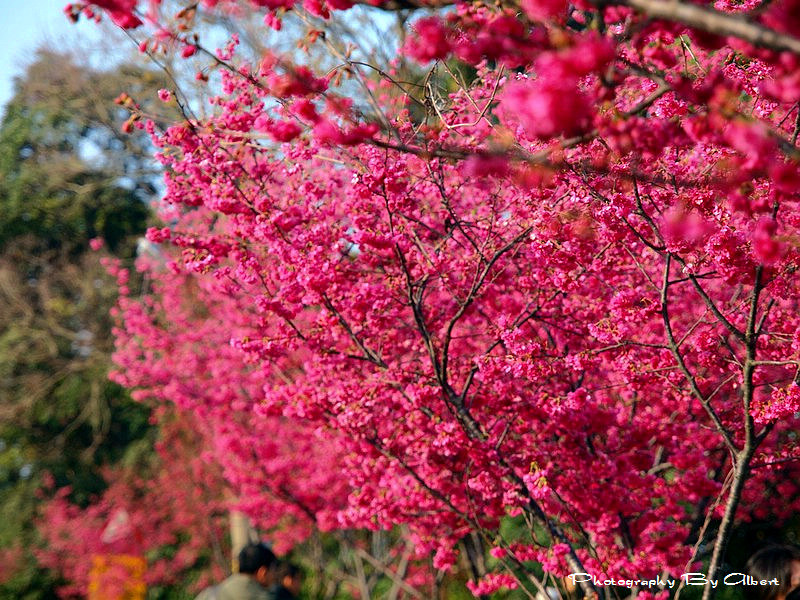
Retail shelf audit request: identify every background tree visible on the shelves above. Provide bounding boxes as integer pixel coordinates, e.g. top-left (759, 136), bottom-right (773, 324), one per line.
top-left (0, 47), bottom-right (160, 598)
top-left (57, 0), bottom-right (800, 599)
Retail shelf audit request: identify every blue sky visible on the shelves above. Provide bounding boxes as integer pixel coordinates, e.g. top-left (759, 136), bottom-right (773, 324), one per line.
top-left (0, 1), bottom-right (403, 118)
top-left (0, 0), bottom-right (99, 115)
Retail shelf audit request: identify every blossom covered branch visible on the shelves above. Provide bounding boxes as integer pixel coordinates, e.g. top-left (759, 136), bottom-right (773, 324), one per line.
top-left (46, 0), bottom-right (800, 597)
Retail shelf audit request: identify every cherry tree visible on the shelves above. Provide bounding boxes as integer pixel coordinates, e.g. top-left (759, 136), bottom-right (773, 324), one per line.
top-left (59, 0), bottom-right (800, 597)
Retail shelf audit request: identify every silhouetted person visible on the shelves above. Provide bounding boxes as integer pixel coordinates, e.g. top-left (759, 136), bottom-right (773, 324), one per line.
top-left (268, 562), bottom-right (302, 600)
top-left (745, 544), bottom-right (800, 600)
top-left (786, 584), bottom-right (800, 600)
top-left (196, 542), bottom-right (278, 600)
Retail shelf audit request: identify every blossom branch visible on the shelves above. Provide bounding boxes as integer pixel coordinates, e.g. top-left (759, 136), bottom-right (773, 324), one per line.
top-left (660, 254), bottom-right (738, 454)
top-left (612, 0), bottom-right (800, 55)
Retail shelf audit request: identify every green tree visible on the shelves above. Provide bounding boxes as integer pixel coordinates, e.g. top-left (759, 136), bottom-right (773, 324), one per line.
top-left (0, 48), bottom-right (162, 254)
top-left (0, 47), bottom-right (168, 599)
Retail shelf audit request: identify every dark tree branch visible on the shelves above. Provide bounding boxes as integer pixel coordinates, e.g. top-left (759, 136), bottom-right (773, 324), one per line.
top-left (613, 0), bottom-right (800, 55)
top-left (660, 254), bottom-right (738, 454)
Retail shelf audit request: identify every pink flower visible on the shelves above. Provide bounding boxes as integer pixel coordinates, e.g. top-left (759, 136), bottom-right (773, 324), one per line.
top-left (404, 17), bottom-right (451, 63)
top-left (268, 120), bottom-right (303, 142)
top-left (432, 546), bottom-right (457, 570)
top-left (501, 77), bottom-right (591, 138)
top-left (751, 216), bottom-right (783, 265)
top-left (752, 383), bottom-right (800, 424)
top-left (724, 123), bottom-right (777, 171)
top-left (467, 573), bottom-right (519, 595)
top-left (327, 0), bottom-right (354, 9)
top-left (263, 12), bottom-right (282, 30)
top-left (146, 227), bottom-right (171, 243)
top-left (769, 161), bottom-right (800, 194)
top-left (462, 154), bottom-right (510, 178)
top-left (519, 0), bottom-right (568, 21)
top-left (89, 0), bottom-right (142, 27)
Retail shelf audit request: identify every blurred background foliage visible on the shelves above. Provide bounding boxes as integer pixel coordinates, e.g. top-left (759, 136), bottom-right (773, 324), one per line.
top-left (0, 46), bottom-right (164, 599)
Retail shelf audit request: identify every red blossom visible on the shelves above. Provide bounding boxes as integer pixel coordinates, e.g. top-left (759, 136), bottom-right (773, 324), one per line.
top-left (404, 17), bottom-right (451, 63)
top-left (58, 0), bottom-right (800, 595)
top-left (501, 76), bottom-right (591, 138)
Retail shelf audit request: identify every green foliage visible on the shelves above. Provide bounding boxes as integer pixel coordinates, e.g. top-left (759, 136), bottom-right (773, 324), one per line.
top-left (0, 47), bottom-right (169, 597)
top-left (0, 49), bottom-right (158, 255)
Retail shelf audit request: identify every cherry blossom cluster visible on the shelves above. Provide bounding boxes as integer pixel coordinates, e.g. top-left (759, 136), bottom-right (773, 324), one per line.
top-left (55, 0), bottom-right (800, 596)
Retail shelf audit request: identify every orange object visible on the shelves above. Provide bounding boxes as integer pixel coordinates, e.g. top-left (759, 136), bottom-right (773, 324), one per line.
top-left (88, 555), bottom-right (146, 600)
